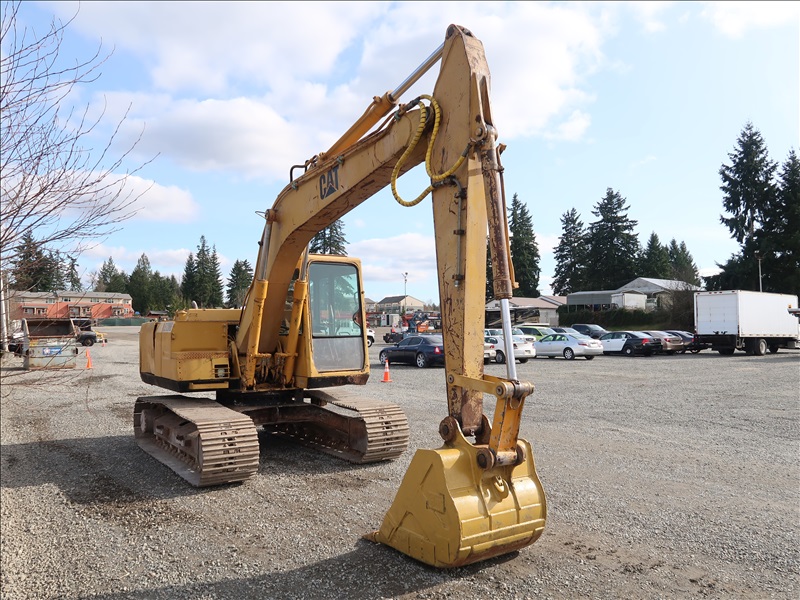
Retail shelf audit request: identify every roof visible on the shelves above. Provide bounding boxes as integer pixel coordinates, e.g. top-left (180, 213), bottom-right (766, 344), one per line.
top-left (485, 295), bottom-right (566, 310)
top-left (566, 291), bottom-right (614, 305)
top-left (377, 295), bottom-right (425, 305)
top-left (617, 278), bottom-right (702, 293)
top-left (9, 289), bottom-right (133, 301)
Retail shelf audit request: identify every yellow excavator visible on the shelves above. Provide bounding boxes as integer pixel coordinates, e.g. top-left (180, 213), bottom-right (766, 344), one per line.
top-left (136, 24), bottom-right (546, 568)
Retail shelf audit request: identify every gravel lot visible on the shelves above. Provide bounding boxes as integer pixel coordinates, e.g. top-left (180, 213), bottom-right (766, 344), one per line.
top-left (1, 326), bottom-right (798, 599)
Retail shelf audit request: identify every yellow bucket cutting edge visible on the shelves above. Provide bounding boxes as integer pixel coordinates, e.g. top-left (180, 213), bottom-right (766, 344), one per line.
top-left (366, 426), bottom-right (546, 568)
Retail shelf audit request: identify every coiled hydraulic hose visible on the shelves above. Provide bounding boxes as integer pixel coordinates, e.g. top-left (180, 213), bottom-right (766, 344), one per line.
top-left (391, 95), bottom-right (472, 207)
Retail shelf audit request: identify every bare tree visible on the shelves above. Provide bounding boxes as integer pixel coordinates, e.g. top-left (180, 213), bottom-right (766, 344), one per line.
top-left (1, 1), bottom-right (151, 272)
top-left (1, 0), bottom-right (152, 357)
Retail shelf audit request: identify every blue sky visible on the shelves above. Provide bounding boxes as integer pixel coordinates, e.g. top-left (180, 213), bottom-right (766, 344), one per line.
top-left (10, 1), bottom-right (799, 304)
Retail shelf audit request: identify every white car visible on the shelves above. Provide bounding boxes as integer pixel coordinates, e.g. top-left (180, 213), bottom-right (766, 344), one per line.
top-left (483, 339), bottom-right (498, 364)
top-left (485, 335), bottom-right (535, 364)
top-left (534, 333), bottom-right (603, 360)
top-left (367, 329), bottom-right (375, 347)
top-left (484, 327), bottom-right (536, 344)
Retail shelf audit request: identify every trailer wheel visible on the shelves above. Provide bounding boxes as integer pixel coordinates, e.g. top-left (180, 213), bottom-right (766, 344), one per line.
top-left (754, 338), bottom-right (767, 356)
top-left (768, 345), bottom-right (779, 354)
top-left (718, 348), bottom-right (735, 355)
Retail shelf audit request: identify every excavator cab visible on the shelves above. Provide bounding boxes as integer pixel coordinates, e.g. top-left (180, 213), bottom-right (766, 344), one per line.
top-left (306, 259), bottom-right (365, 372)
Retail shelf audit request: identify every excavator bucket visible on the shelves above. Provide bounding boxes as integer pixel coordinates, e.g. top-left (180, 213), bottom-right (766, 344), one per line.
top-left (367, 426), bottom-right (546, 568)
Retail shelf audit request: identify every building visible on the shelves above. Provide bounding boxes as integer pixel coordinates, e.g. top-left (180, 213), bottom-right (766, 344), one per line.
top-left (485, 295), bottom-right (567, 326)
top-left (375, 295), bottom-right (426, 313)
top-left (566, 278), bottom-right (703, 311)
top-left (617, 277), bottom-right (702, 309)
top-left (7, 289), bottom-right (135, 322)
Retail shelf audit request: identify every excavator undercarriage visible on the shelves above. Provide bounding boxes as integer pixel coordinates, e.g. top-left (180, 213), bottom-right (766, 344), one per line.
top-left (134, 390), bottom-right (409, 487)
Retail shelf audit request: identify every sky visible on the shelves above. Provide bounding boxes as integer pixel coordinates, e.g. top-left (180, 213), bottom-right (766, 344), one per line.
top-left (8, 1), bottom-right (800, 305)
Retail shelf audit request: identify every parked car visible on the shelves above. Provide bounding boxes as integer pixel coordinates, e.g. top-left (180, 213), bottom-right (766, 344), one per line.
top-left (551, 326), bottom-right (581, 336)
top-left (599, 331), bottom-right (662, 356)
top-left (378, 335), bottom-right (445, 368)
top-left (76, 330), bottom-right (98, 347)
top-left (484, 335), bottom-right (535, 364)
top-left (366, 328), bottom-right (375, 347)
top-left (641, 330), bottom-right (684, 354)
top-left (516, 324), bottom-right (557, 341)
top-left (483, 339), bottom-right (498, 364)
top-left (665, 330), bottom-right (710, 354)
top-left (571, 324), bottom-right (609, 339)
top-left (534, 333), bottom-right (603, 360)
top-left (484, 327), bottom-right (537, 344)
top-left (5, 331), bottom-right (24, 355)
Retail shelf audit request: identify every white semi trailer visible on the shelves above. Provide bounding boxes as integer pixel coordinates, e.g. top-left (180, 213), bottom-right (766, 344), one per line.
top-left (694, 290), bottom-right (800, 355)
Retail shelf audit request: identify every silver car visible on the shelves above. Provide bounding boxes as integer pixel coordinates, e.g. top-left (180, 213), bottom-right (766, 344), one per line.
top-left (641, 330), bottom-right (685, 355)
top-left (534, 333), bottom-right (603, 360)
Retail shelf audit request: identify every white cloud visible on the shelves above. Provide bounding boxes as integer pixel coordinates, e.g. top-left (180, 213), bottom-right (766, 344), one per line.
top-left (629, 154), bottom-right (657, 171)
top-left (349, 233), bottom-right (438, 300)
top-left (126, 175), bottom-right (200, 222)
top-left (700, 1), bottom-right (800, 38)
top-left (55, 1), bottom-right (610, 163)
top-left (53, 1), bottom-right (388, 94)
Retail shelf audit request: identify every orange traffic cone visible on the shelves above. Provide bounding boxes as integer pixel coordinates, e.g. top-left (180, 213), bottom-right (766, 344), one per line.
top-left (381, 358), bottom-right (392, 383)
top-left (85, 348), bottom-right (93, 369)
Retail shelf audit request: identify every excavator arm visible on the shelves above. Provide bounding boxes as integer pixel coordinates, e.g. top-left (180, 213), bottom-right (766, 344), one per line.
top-left (232, 24), bottom-right (546, 567)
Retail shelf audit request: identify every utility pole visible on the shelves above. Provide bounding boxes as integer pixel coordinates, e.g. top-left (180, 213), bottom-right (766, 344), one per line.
top-left (0, 271), bottom-right (7, 353)
top-left (754, 251), bottom-right (763, 292)
top-left (402, 272), bottom-right (408, 319)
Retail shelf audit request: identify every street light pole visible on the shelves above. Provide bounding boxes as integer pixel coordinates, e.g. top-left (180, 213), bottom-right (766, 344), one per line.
top-left (755, 251), bottom-right (763, 292)
top-left (402, 272), bottom-right (408, 317)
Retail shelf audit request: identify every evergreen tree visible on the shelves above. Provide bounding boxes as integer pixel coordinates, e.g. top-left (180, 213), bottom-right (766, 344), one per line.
top-left (716, 122), bottom-right (779, 289)
top-left (551, 208), bottom-right (588, 295)
top-left (719, 122), bottom-right (778, 244)
top-left (758, 149), bottom-right (800, 296)
top-left (181, 252), bottom-right (198, 304)
top-left (150, 273), bottom-right (182, 313)
top-left (128, 253), bottom-right (153, 315)
top-left (9, 232), bottom-right (60, 291)
top-left (183, 237), bottom-right (224, 307)
top-left (667, 239), bottom-right (700, 286)
top-left (94, 257), bottom-right (128, 293)
top-left (194, 238), bottom-right (212, 306)
top-left (66, 255), bottom-right (82, 291)
top-left (508, 194), bottom-right (540, 297)
top-left (639, 232), bottom-right (671, 279)
top-left (207, 246), bottom-right (225, 307)
top-left (585, 188), bottom-right (640, 290)
top-left (226, 259), bottom-right (254, 308)
top-left (703, 253), bottom-right (749, 291)
top-left (310, 219), bottom-right (348, 255)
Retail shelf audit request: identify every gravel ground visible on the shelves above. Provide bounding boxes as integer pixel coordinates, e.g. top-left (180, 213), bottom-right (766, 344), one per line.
top-left (1, 326), bottom-right (798, 599)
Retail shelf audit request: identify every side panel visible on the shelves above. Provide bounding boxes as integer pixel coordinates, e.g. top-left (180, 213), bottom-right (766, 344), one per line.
top-left (694, 291), bottom-right (740, 335)
top-left (737, 291), bottom-right (799, 337)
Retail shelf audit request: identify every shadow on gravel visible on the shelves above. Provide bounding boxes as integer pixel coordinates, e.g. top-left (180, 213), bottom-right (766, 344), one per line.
top-left (0, 429), bottom-right (393, 503)
top-left (74, 543), bottom-right (519, 600)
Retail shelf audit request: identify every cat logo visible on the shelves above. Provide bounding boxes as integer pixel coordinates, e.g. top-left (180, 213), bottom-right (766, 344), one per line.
top-left (319, 165), bottom-right (340, 200)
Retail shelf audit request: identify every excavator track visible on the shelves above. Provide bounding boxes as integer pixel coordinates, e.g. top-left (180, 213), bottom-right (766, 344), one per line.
top-left (134, 396), bottom-right (260, 487)
top-left (266, 391), bottom-right (409, 464)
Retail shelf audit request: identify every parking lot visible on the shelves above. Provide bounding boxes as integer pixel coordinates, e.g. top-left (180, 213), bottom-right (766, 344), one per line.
top-left (1, 327), bottom-right (798, 599)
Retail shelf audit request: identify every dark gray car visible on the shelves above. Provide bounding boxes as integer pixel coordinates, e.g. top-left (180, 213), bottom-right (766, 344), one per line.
top-left (571, 324), bottom-right (609, 339)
